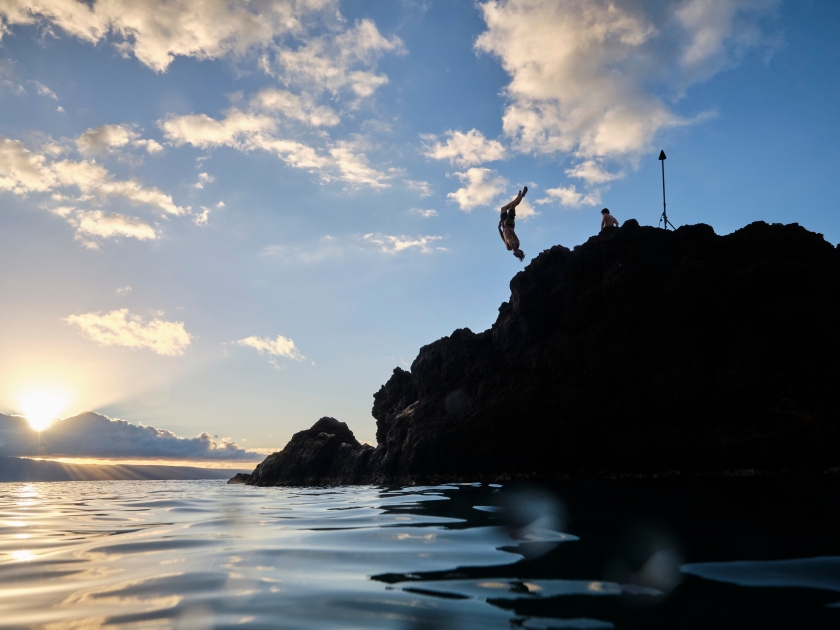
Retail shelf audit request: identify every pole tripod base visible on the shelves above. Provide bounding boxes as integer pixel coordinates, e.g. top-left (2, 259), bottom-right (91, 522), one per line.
top-left (658, 213), bottom-right (676, 231)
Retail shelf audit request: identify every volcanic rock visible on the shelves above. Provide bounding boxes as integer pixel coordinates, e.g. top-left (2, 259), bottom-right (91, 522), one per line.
top-left (240, 221), bottom-right (840, 486)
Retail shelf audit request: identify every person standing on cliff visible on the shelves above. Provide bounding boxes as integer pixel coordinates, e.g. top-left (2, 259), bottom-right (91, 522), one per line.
top-left (499, 186), bottom-right (527, 261)
top-left (601, 208), bottom-right (619, 231)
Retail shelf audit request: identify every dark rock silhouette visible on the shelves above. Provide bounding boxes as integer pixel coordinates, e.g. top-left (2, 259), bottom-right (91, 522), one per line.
top-left (241, 221), bottom-right (840, 486)
top-left (246, 417), bottom-right (374, 486)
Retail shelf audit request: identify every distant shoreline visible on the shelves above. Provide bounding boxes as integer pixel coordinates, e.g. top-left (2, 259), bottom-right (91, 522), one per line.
top-left (0, 456), bottom-right (250, 482)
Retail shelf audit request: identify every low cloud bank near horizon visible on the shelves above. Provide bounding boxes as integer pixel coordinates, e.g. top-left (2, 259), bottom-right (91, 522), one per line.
top-left (0, 412), bottom-right (264, 461)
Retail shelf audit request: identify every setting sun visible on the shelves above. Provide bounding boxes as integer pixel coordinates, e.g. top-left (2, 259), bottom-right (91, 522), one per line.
top-left (18, 386), bottom-right (72, 431)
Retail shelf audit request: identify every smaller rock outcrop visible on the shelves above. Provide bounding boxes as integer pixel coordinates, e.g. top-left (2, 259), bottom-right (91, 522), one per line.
top-left (227, 473), bottom-right (251, 484)
top-left (246, 417), bottom-right (374, 486)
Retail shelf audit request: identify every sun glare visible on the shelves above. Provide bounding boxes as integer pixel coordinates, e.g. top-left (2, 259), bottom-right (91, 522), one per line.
top-left (18, 386), bottom-right (72, 432)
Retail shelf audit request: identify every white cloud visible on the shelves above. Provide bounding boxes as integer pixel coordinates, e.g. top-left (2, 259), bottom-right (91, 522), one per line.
top-left (194, 172), bottom-right (215, 189)
top-left (56, 105), bottom-right (65, 113)
top-left (404, 179), bottom-right (432, 197)
top-left (66, 309), bottom-right (192, 356)
top-left (193, 206), bottom-right (210, 226)
top-left (409, 208), bottom-right (438, 218)
top-left (69, 210), bottom-right (158, 243)
top-left (159, 108), bottom-right (278, 150)
top-left (363, 233), bottom-right (443, 254)
top-left (250, 88), bottom-right (339, 127)
top-left (31, 80), bottom-right (57, 99)
top-left (76, 124), bottom-right (163, 157)
top-left (475, 0), bottom-right (778, 163)
top-left (115, 286), bottom-right (132, 296)
top-left (423, 129), bottom-right (506, 167)
top-left (536, 185), bottom-right (601, 208)
top-left (271, 18), bottom-right (405, 100)
top-left (0, 0), bottom-right (336, 73)
top-left (160, 109), bottom-right (390, 189)
top-left (565, 160), bottom-right (621, 185)
top-left (133, 138), bottom-right (163, 154)
top-left (237, 334), bottom-right (305, 365)
top-left (77, 124), bottom-right (138, 155)
top-left (447, 167), bottom-right (507, 212)
top-left (0, 135), bottom-right (186, 220)
top-left (512, 198), bottom-right (539, 220)
top-left (327, 139), bottom-right (389, 189)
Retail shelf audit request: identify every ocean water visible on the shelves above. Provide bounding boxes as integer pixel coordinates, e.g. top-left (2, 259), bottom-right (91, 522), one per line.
top-left (1, 477), bottom-right (839, 629)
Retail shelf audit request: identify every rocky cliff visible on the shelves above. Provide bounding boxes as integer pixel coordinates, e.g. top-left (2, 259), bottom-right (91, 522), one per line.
top-left (239, 221), bottom-right (840, 486)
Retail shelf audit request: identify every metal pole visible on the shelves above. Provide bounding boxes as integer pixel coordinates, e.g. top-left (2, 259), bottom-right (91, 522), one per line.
top-left (661, 158), bottom-right (667, 228)
top-left (658, 150), bottom-right (673, 230)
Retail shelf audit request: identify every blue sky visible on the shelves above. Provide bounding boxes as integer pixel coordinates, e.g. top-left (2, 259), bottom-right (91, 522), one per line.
top-left (1, 0), bottom-right (838, 460)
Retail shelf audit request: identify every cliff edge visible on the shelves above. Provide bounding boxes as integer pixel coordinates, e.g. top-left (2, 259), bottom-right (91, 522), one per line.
top-left (238, 220), bottom-right (840, 486)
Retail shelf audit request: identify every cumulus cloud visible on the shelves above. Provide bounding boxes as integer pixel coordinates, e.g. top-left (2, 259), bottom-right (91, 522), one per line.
top-left (133, 138), bottom-right (163, 154)
top-left (77, 124), bottom-right (138, 155)
top-left (115, 285), bottom-right (132, 295)
top-left (194, 172), bottom-right (215, 189)
top-left (512, 198), bottom-right (539, 219)
top-left (0, 411), bottom-right (262, 460)
top-left (77, 124), bottom-right (165, 156)
top-left (31, 80), bottom-right (57, 99)
top-left (326, 138), bottom-right (389, 189)
top-left (237, 334), bottom-right (305, 366)
top-left (193, 206), bottom-right (211, 226)
top-left (68, 210), bottom-right (158, 244)
top-left (475, 0), bottom-right (779, 172)
top-left (269, 18), bottom-right (405, 100)
top-left (363, 233), bottom-right (444, 254)
top-left (409, 208), bottom-right (438, 218)
top-left (250, 87), bottom-right (339, 127)
top-left (0, 134), bottom-right (189, 244)
top-left (423, 129), bottom-right (506, 167)
top-left (160, 108), bottom-right (278, 150)
top-left (565, 159), bottom-right (622, 185)
top-left (65, 309), bottom-right (191, 356)
top-left (160, 108), bottom-right (390, 189)
top-left (404, 179), bottom-right (432, 197)
top-left (447, 167), bottom-right (507, 211)
top-left (0, 0), bottom-right (335, 73)
top-left (0, 135), bottom-right (184, 214)
top-left (536, 184), bottom-right (601, 208)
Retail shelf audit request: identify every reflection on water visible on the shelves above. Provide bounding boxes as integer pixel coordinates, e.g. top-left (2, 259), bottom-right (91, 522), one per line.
top-left (0, 477), bottom-right (839, 628)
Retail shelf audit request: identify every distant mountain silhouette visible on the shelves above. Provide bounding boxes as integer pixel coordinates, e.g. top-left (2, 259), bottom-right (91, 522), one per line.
top-left (236, 221), bottom-right (840, 486)
top-left (0, 457), bottom-right (247, 482)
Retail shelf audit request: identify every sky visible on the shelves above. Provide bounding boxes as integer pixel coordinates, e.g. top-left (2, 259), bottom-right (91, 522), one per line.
top-left (1, 0), bottom-right (838, 463)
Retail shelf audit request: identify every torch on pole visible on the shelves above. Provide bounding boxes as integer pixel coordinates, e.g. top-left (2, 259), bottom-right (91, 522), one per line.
top-left (658, 150), bottom-right (675, 230)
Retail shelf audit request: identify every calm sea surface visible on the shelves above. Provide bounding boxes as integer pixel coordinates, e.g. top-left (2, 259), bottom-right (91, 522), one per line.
top-left (1, 477), bottom-right (839, 629)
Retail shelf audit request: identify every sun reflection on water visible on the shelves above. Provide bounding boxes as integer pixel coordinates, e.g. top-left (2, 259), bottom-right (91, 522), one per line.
top-left (11, 550), bottom-right (34, 562)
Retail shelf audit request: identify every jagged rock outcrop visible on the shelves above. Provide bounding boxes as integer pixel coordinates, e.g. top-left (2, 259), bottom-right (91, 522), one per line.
top-left (240, 221), bottom-right (840, 486)
top-left (246, 417), bottom-right (374, 486)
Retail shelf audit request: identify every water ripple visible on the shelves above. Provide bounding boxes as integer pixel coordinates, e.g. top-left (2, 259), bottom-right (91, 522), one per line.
top-left (1, 478), bottom-right (839, 628)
